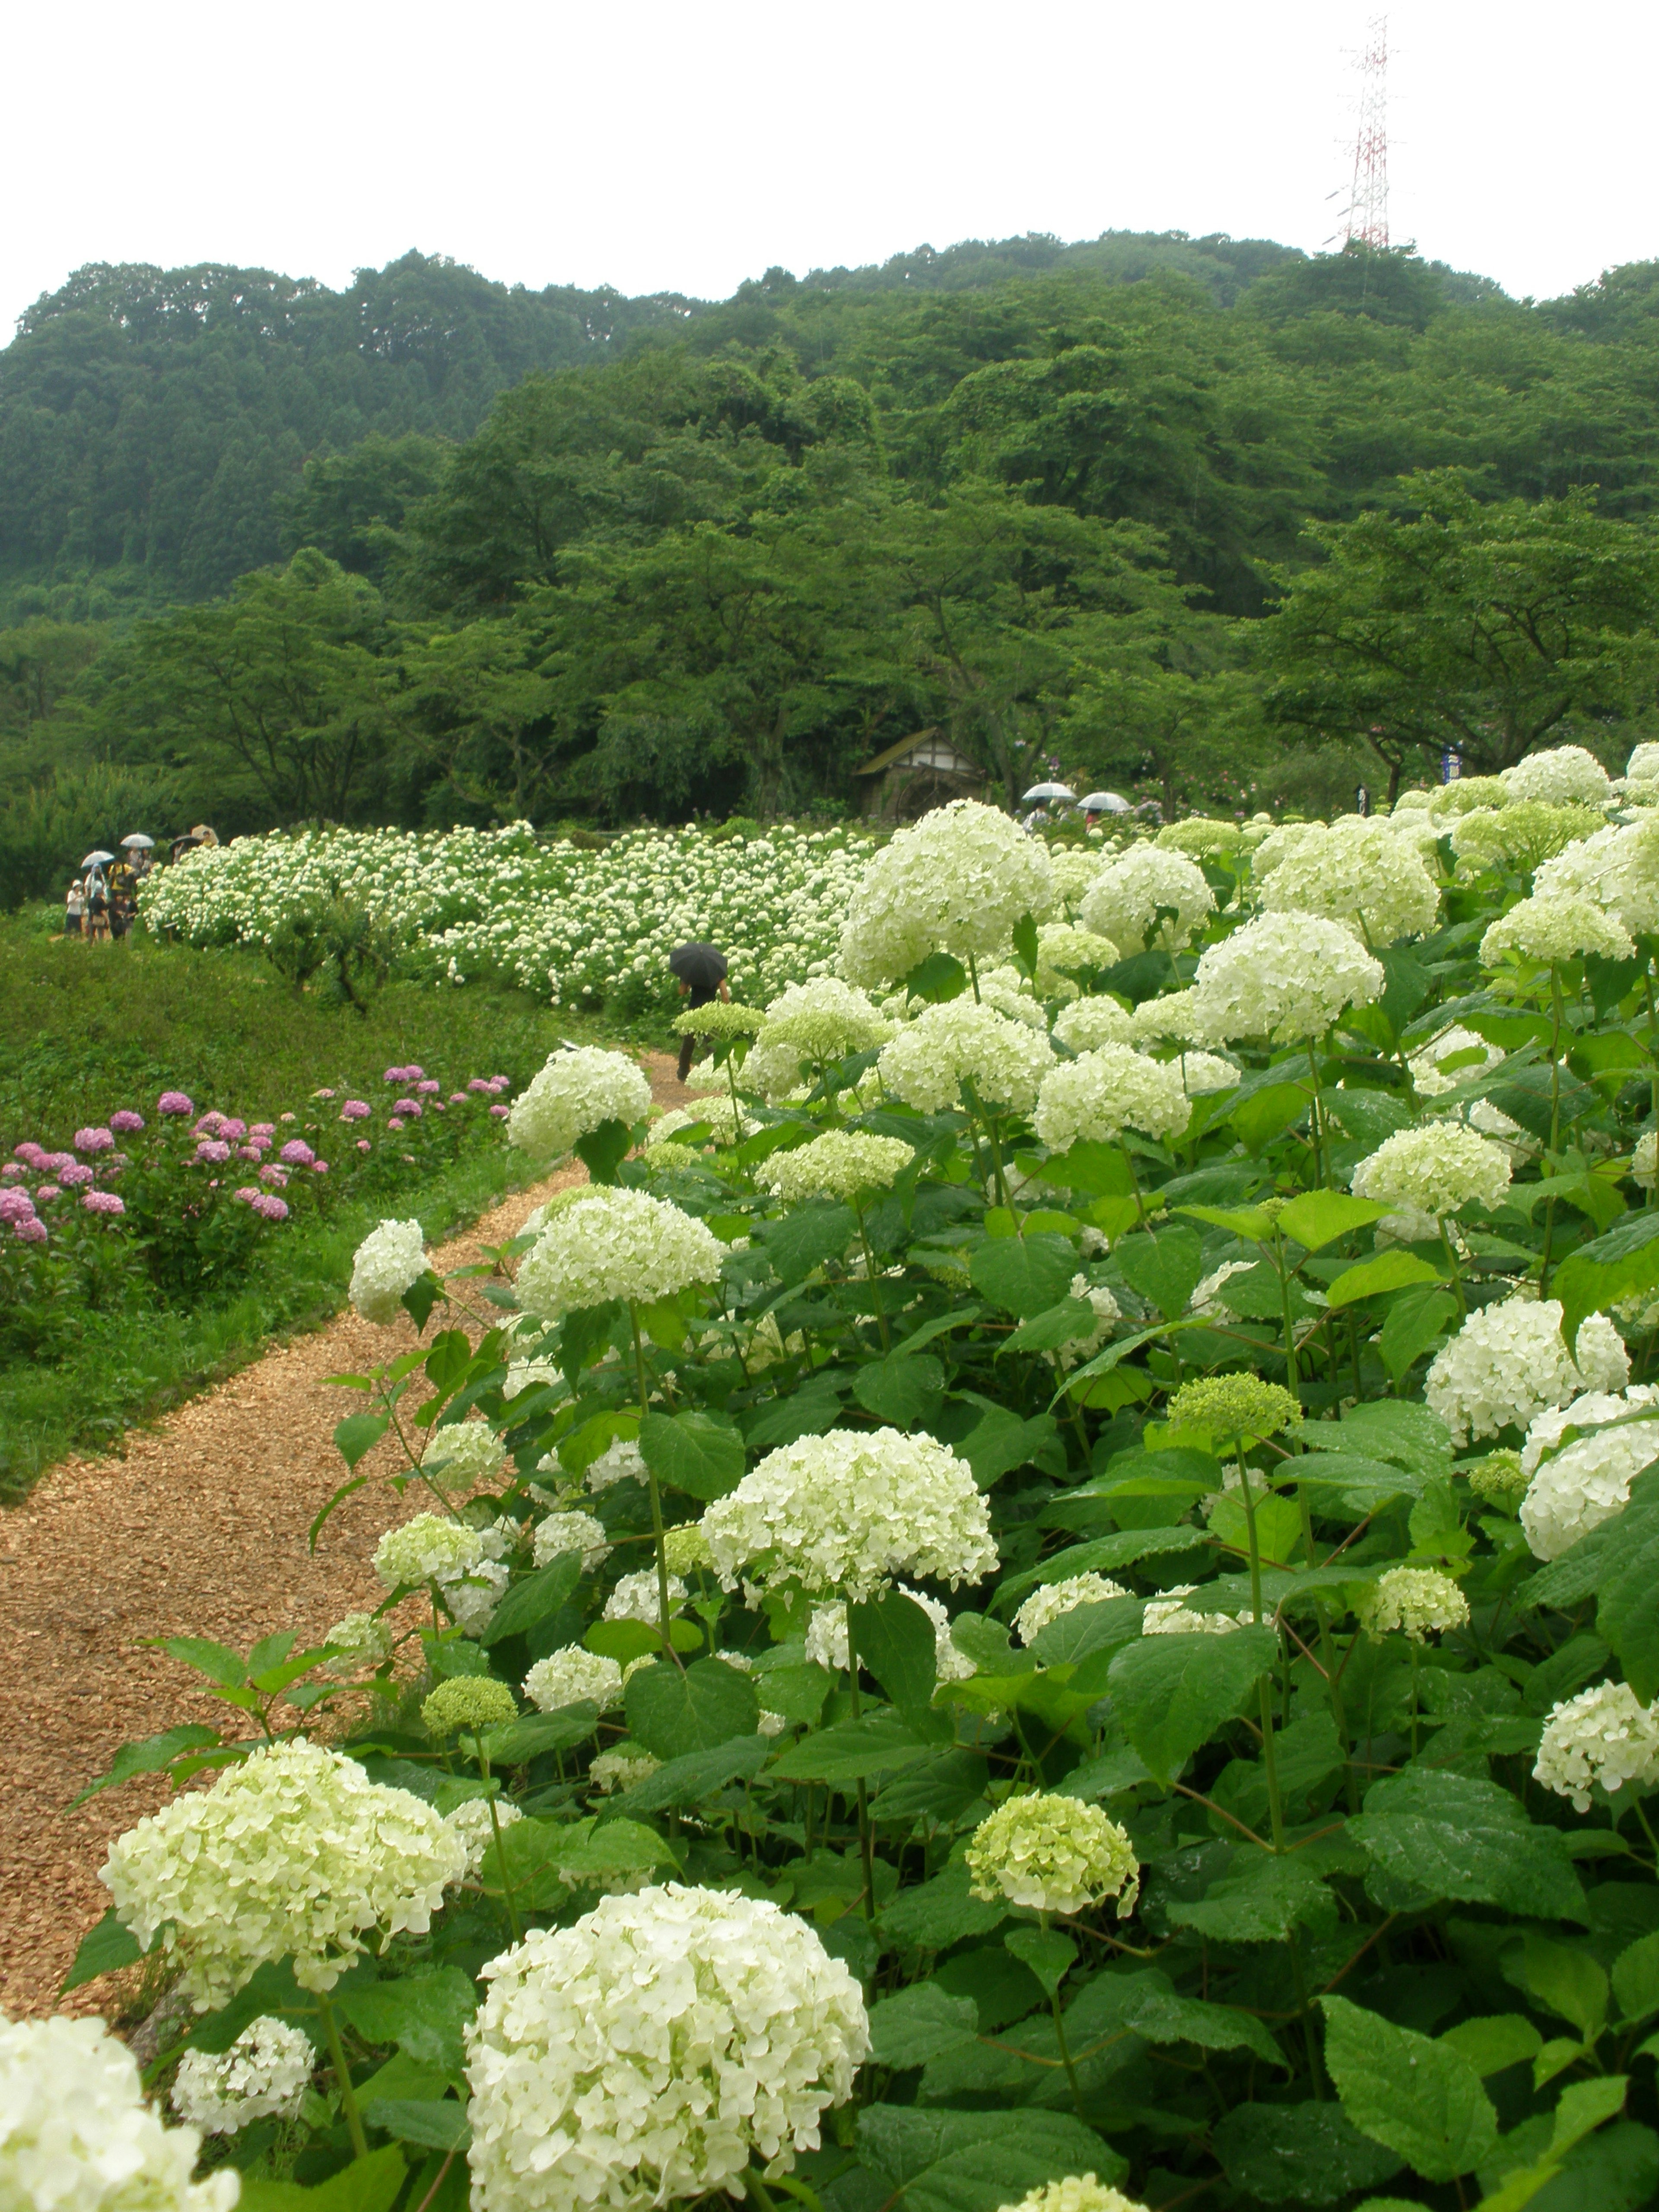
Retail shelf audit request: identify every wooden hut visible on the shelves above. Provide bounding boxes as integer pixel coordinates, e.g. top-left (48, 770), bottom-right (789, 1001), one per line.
top-left (856, 728), bottom-right (988, 820)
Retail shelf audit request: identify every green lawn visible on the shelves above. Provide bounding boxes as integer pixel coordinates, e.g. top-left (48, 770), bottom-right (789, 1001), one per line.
top-left (0, 907), bottom-right (642, 1498)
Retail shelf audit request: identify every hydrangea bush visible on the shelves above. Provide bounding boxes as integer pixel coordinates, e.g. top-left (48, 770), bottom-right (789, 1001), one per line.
top-left (52, 748), bottom-right (1659, 2211)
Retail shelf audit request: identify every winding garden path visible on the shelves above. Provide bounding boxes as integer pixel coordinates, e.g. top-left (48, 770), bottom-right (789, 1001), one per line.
top-left (0, 1051), bottom-right (690, 2020)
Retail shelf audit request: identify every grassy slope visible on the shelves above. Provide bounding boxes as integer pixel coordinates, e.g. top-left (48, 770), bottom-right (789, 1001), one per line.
top-left (0, 908), bottom-right (640, 1498)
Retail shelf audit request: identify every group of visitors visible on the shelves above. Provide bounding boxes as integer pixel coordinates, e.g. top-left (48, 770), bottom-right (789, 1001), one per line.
top-left (62, 826), bottom-right (216, 944)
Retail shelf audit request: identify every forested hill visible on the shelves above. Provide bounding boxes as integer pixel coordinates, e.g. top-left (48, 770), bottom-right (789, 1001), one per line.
top-left (0, 229), bottom-right (1509, 619)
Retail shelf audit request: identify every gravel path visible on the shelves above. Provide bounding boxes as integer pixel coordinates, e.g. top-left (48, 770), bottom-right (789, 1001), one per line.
top-left (0, 1052), bottom-right (688, 2020)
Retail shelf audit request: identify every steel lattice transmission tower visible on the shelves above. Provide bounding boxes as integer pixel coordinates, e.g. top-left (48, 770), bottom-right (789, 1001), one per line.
top-left (1344, 15), bottom-right (1391, 251)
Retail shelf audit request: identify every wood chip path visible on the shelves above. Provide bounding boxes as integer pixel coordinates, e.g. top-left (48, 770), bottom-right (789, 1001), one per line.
top-left (0, 1052), bottom-right (690, 2020)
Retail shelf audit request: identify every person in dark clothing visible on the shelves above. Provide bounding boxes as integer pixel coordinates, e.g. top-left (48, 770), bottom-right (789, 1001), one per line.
top-left (669, 943), bottom-right (730, 1081)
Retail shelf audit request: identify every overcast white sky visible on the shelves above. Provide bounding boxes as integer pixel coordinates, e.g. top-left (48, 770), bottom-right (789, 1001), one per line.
top-left (3, 0), bottom-right (1653, 336)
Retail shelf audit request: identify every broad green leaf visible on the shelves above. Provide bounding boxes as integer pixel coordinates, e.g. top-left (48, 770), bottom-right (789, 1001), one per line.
top-left (1107, 1623), bottom-right (1279, 1783)
top-left (759, 1202), bottom-right (857, 1285)
top-left (1118, 1973), bottom-right (1285, 2067)
top-left (1439, 2015), bottom-right (1545, 2078)
top-left (877, 1858), bottom-right (1010, 1950)
top-left (1614, 1930), bottom-right (1659, 2026)
top-left (481, 1708), bottom-right (604, 1768)
top-left (853, 1352), bottom-right (947, 1430)
top-left (1508, 1934), bottom-right (1608, 2041)
top-left (617, 1734), bottom-right (768, 1814)
top-left (1166, 1850), bottom-right (1337, 1943)
top-left (573, 1115), bottom-right (634, 1184)
top-left (1039, 1139), bottom-right (1136, 1198)
top-left (867, 1983), bottom-right (981, 2069)
top-left (1321, 1993), bottom-right (1498, 2182)
top-left (1348, 1769), bottom-right (1585, 1922)
top-left (1554, 1210), bottom-right (1659, 1354)
top-left (335, 1967), bottom-right (478, 2079)
top-left (771, 1713), bottom-right (934, 1786)
top-left (995, 1523), bottom-right (1208, 1611)
top-left (1325, 1250), bottom-right (1446, 1308)
top-left (1114, 1225), bottom-right (1205, 1320)
top-left (902, 950), bottom-right (970, 1004)
top-left (1595, 1478), bottom-right (1659, 1698)
top-left (334, 1411), bottom-right (390, 1469)
top-left (552, 1815), bottom-right (677, 1887)
top-left (1054, 1747), bottom-right (1152, 1802)
top-left (1279, 1190), bottom-right (1393, 1251)
top-left (741, 1370), bottom-right (847, 1449)
top-left (360, 2098), bottom-right (470, 2153)
top-left (969, 1234), bottom-right (1078, 1318)
top-left (159, 1636), bottom-right (246, 1688)
top-left (958, 1407), bottom-right (1061, 1487)
top-left (626, 1657), bottom-right (759, 1760)
top-left (1003, 1926), bottom-right (1077, 1998)
top-left (236, 2144), bottom-right (406, 2212)
top-left (1002, 1297), bottom-right (1096, 1354)
top-left (70, 1723), bottom-right (222, 1805)
top-left (1211, 2101), bottom-right (1405, 2206)
top-left (1175, 1201), bottom-right (1277, 1241)
top-left (855, 2105), bottom-right (1126, 2212)
top-left (1323, 1088), bottom-right (1418, 1147)
top-left (638, 1408), bottom-right (746, 1500)
top-left (1379, 1285), bottom-right (1459, 1382)
top-left (479, 1553), bottom-right (582, 1648)
top-left (1230, 1081), bottom-right (1309, 1153)
top-left (850, 1589), bottom-right (939, 1714)
top-left (868, 1748), bottom-right (992, 1823)
top-left (60, 1908), bottom-right (144, 1993)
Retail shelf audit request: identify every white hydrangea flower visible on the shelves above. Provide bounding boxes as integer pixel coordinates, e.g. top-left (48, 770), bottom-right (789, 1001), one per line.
top-left (503, 1354), bottom-right (563, 1400)
top-left (667, 1094), bottom-right (756, 1147)
top-left (755, 977), bottom-right (894, 1063)
top-left (533, 1510), bottom-right (611, 1572)
top-left (422, 1420), bottom-right (508, 1491)
top-left (445, 1559), bottom-right (511, 1637)
top-left (1003, 2178), bottom-right (1149, 2212)
top-left (1034, 923), bottom-right (1119, 996)
top-left (604, 1570), bottom-right (688, 1624)
top-left (1126, 988), bottom-right (1212, 1047)
top-left (586, 1437), bottom-right (647, 1491)
top-left (515, 1187), bottom-right (724, 1321)
top-left (1576, 1312), bottom-right (1633, 1396)
top-left (522, 1646), bottom-right (625, 1713)
top-left (1634, 1131), bottom-right (1658, 1192)
top-left (1357, 1567), bottom-right (1470, 1643)
top-left (1535, 1681), bottom-right (1659, 1813)
top-left (464, 1885), bottom-right (868, 2212)
top-left (100, 1739), bottom-right (467, 2007)
top-left (172, 2016), bottom-right (314, 2134)
top-left (1158, 816), bottom-right (1244, 858)
top-left (589, 1746), bottom-right (661, 1795)
top-left (1503, 744), bottom-right (1614, 807)
top-left (1408, 1025), bottom-right (1505, 1097)
top-left (1052, 995), bottom-right (1138, 1052)
top-left (757, 1131), bottom-right (915, 1207)
top-left (507, 1047), bottom-right (652, 1160)
top-left (966, 1793), bottom-right (1140, 1917)
top-left (1257, 818), bottom-right (1440, 946)
top-left (1189, 1259), bottom-right (1257, 1320)
top-left (1628, 741), bottom-right (1659, 782)
top-left (444, 1795), bottom-right (525, 1878)
top-left (1425, 1297), bottom-right (1627, 1446)
top-left (374, 1511), bottom-right (487, 1591)
top-left (804, 1599), bottom-right (851, 1671)
top-left (877, 999), bottom-right (1054, 1115)
top-left (1175, 1051), bottom-right (1239, 1096)
top-left (1078, 844), bottom-right (1214, 955)
top-left (839, 798), bottom-right (1055, 985)
top-left (1534, 815), bottom-right (1659, 940)
top-left (349, 1216), bottom-right (429, 1325)
top-left (1143, 1584), bottom-right (1247, 1635)
top-left (1013, 1571), bottom-right (1129, 1646)
top-left (1188, 911), bottom-right (1384, 1043)
top-left (805, 1588), bottom-right (974, 1682)
top-left (976, 966), bottom-right (1052, 1030)
top-left (1351, 1124), bottom-right (1513, 1217)
top-left (1049, 848), bottom-right (1105, 913)
top-left (703, 1428), bottom-right (997, 1602)
top-left (321, 1610), bottom-right (394, 1680)
top-left (1034, 1043), bottom-right (1191, 1151)
top-left (0, 2012), bottom-right (239, 2210)
top-left (1480, 892), bottom-right (1635, 967)
top-left (1520, 1388), bottom-right (1659, 1560)
top-left (1050, 1274), bottom-right (1122, 1369)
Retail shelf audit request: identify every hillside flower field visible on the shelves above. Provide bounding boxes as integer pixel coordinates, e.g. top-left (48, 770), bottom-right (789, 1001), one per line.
top-left (28, 750), bottom-right (1659, 2212)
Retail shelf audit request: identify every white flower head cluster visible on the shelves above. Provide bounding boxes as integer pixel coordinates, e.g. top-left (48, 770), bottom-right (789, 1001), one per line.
top-left (1002, 2178), bottom-right (1150, 2212)
top-left (100, 1738), bottom-right (467, 2007)
top-left (702, 1428), bottom-right (997, 1602)
top-left (758, 1131), bottom-right (914, 1208)
top-left (515, 1187), bottom-right (724, 1321)
top-left (1034, 923), bottom-right (1120, 997)
top-left (1143, 1584), bottom-right (1248, 1635)
top-left (321, 1610), bottom-right (395, 1680)
top-left (1127, 989), bottom-right (1210, 1048)
top-left (1158, 816), bottom-right (1245, 858)
top-left (804, 1588), bottom-right (975, 1682)
top-left (1520, 1388), bottom-right (1659, 1560)
top-left (1079, 844), bottom-right (1214, 956)
top-left (1249, 820), bottom-right (1326, 878)
top-left (1357, 1567), bottom-right (1470, 1643)
top-left (1534, 815), bottom-right (1659, 940)
top-left (1426, 1297), bottom-right (1628, 1446)
top-left (171, 2016), bottom-right (314, 2135)
top-left (839, 800), bottom-right (1054, 985)
top-left (1175, 1051), bottom-right (1239, 1096)
top-left (1052, 995), bottom-right (1137, 1052)
top-left (1013, 1571), bottom-right (1130, 1646)
top-left (589, 1746), bottom-right (661, 1795)
top-left (671, 1094), bottom-right (756, 1148)
top-left (1034, 1044), bottom-right (1190, 1152)
top-left (1188, 912), bottom-right (1384, 1043)
top-left (422, 1419), bottom-right (508, 1491)
top-left (444, 1794), bottom-right (525, 1878)
top-left (0, 2012), bottom-right (240, 2211)
top-left (1534, 1680), bottom-right (1659, 1813)
top-left (586, 1437), bottom-right (647, 1492)
top-left (1503, 745), bottom-right (1614, 807)
top-left (464, 1884), bottom-right (870, 2212)
top-left (1052, 1274), bottom-right (1122, 1368)
top-left (1351, 1124), bottom-right (1513, 1217)
top-left (1636, 1131), bottom-right (1659, 1192)
top-left (349, 1216), bottom-right (430, 1325)
top-left (508, 1048), bottom-right (652, 1162)
top-left (878, 999), bottom-right (1054, 1115)
top-left (1408, 1024), bottom-right (1505, 1097)
top-left (1049, 848), bottom-right (1104, 913)
top-left (756, 977), bottom-right (894, 1064)
top-left (1480, 892), bottom-right (1636, 968)
top-left (533, 1510), bottom-right (611, 1572)
top-left (1258, 818), bottom-right (1440, 947)
top-left (374, 1511), bottom-right (487, 1591)
top-left (973, 966), bottom-right (1049, 1030)
top-left (604, 1570), bottom-right (688, 1624)
top-left (966, 1792), bottom-right (1141, 1917)
top-left (1452, 801), bottom-right (1602, 877)
top-left (523, 1646), bottom-right (626, 1714)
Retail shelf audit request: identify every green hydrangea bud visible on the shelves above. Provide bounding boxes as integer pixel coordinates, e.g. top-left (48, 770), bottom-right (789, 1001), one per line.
top-left (1166, 1375), bottom-right (1299, 1442)
top-left (421, 1675), bottom-right (518, 1738)
top-left (1467, 1449), bottom-right (1528, 1505)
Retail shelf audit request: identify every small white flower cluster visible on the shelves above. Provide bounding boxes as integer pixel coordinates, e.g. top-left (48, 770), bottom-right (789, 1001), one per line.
top-left (1034, 922), bottom-right (1119, 996)
top-left (171, 2015), bottom-right (314, 2134)
top-left (1408, 1024), bottom-right (1505, 1098)
top-left (507, 1047), bottom-right (652, 1161)
top-left (515, 1187), bottom-right (725, 1320)
top-left (966, 1792), bottom-right (1141, 1917)
top-left (1078, 844), bottom-right (1214, 955)
top-left (1534, 1680), bottom-right (1659, 1813)
top-left (1519, 1386), bottom-right (1659, 1560)
top-left (1142, 1585), bottom-right (1248, 1636)
top-left (100, 1738), bottom-right (467, 2007)
top-left (373, 1512), bottom-right (508, 1633)
top-left (532, 1510), bottom-right (611, 1572)
top-left (444, 1795), bottom-right (525, 1878)
top-left (422, 1420), bottom-right (508, 1491)
top-left (1013, 1571), bottom-right (1129, 1646)
top-left (1480, 891), bottom-right (1635, 968)
top-left (1357, 1567), bottom-right (1470, 1643)
top-left (1425, 1297), bottom-right (1629, 1445)
top-left (586, 1437), bottom-right (647, 1491)
top-left (321, 1610), bottom-right (394, 1680)
top-left (1257, 818), bottom-right (1440, 947)
top-left (348, 1216), bottom-right (430, 1325)
top-left (1351, 1123), bottom-right (1513, 1217)
top-left (1034, 1043), bottom-right (1191, 1151)
top-left (1636, 1131), bottom-right (1659, 1192)
top-left (757, 1131), bottom-right (915, 1208)
top-left (589, 1745), bottom-right (661, 1795)
top-left (464, 1885), bottom-right (869, 2212)
top-left (1186, 912), bottom-right (1385, 1043)
top-left (1003, 2177), bottom-right (1150, 2212)
top-left (702, 1428), bottom-right (998, 1602)
top-left (522, 1646), bottom-right (628, 1714)
top-left (1503, 744), bottom-right (1614, 807)
top-left (878, 998), bottom-right (1055, 1116)
top-left (1534, 814), bottom-right (1659, 940)
top-left (1052, 995), bottom-right (1137, 1052)
top-left (804, 1588), bottom-right (976, 1682)
top-left (753, 977), bottom-right (895, 1065)
top-left (1450, 800), bottom-right (1600, 877)
top-left (0, 2012), bottom-right (240, 2210)
top-left (604, 1569), bottom-right (688, 1624)
top-left (839, 799), bottom-right (1054, 984)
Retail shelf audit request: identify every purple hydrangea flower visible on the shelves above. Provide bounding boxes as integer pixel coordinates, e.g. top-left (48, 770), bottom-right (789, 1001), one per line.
top-left (278, 1140), bottom-right (315, 1167)
top-left (12, 1144), bottom-right (47, 1168)
top-left (467, 1078), bottom-right (492, 1094)
top-left (232, 1186), bottom-right (261, 1204)
top-left (0, 1163), bottom-right (23, 1182)
top-left (392, 1099), bottom-right (421, 1119)
top-left (250, 1123), bottom-right (276, 1141)
top-left (13, 1216), bottom-right (47, 1245)
top-left (83, 1191), bottom-right (125, 1216)
top-left (194, 1140), bottom-right (232, 1166)
top-left (251, 1193), bottom-right (289, 1221)
top-left (356, 1138), bottom-right (372, 1153)
top-left (238, 1144), bottom-right (261, 1161)
top-left (387, 1117), bottom-right (405, 1132)
top-left (109, 1110), bottom-right (145, 1134)
top-left (415, 1080), bottom-right (441, 1095)
top-left (340, 1100), bottom-right (370, 1121)
top-left (35, 1185), bottom-right (62, 1203)
top-left (0, 1189), bottom-right (37, 1224)
top-left (219, 1118), bottom-right (248, 1142)
top-left (58, 1163), bottom-right (95, 1189)
top-left (489, 1103), bottom-right (510, 1118)
top-left (46, 1152), bottom-right (76, 1174)
top-left (449, 1092), bottom-right (467, 1104)
top-left (259, 1164), bottom-right (289, 1187)
top-left (310, 1158), bottom-right (330, 1174)
top-left (74, 1126), bottom-right (115, 1153)
top-left (157, 1091), bottom-right (194, 1116)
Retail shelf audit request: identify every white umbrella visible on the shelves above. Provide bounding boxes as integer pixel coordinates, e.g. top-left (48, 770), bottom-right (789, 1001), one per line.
top-left (81, 850), bottom-right (115, 868)
top-left (120, 832), bottom-right (155, 849)
top-left (1021, 782), bottom-right (1077, 805)
top-left (1079, 791), bottom-right (1131, 814)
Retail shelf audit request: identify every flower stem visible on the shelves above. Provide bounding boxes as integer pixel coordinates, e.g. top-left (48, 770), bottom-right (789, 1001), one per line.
top-left (629, 1305), bottom-right (675, 1649)
top-left (317, 1992), bottom-right (369, 2161)
top-left (470, 1730), bottom-right (521, 1944)
top-left (843, 1599), bottom-right (877, 1920)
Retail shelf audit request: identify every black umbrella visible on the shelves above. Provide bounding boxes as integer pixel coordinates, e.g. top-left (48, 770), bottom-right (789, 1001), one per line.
top-left (668, 942), bottom-right (728, 997)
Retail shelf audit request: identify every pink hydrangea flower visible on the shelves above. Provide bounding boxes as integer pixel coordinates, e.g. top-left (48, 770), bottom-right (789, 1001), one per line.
top-left (279, 1112), bottom-right (296, 1124)
top-left (238, 1144), bottom-right (261, 1161)
top-left (449, 1092), bottom-right (467, 1105)
top-left (232, 1186), bottom-right (261, 1204)
top-left (388, 1117), bottom-right (405, 1132)
top-left (251, 1194), bottom-right (289, 1221)
top-left (356, 1138), bottom-right (372, 1153)
top-left (58, 1163), bottom-right (95, 1188)
top-left (467, 1077), bottom-right (492, 1094)
top-left (259, 1164), bottom-right (289, 1187)
top-left (393, 1099), bottom-right (421, 1118)
top-left (13, 1216), bottom-right (47, 1245)
top-left (429, 1100), bottom-right (445, 1113)
top-left (194, 1113), bottom-right (229, 1138)
top-left (109, 1110), bottom-right (145, 1134)
top-left (340, 1100), bottom-right (370, 1121)
top-left (311, 1158), bottom-right (329, 1174)
top-left (99, 1154), bottom-right (129, 1175)
top-left (83, 1191), bottom-right (125, 1216)
top-left (250, 1123), bottom-right (276, 1141)
top-left (383, 1063), bottom-right (425, 1084)
top-left (489, 1104), bottom-right (510, 1118)
top-left (314, 1087), bottom-right (337, 1100)
top-left (278, 1140), bottom-right (315, 1167)
top-left (12, 1143), bottom-right (48, 1167)
top-left (157, 1091), bottom-right (194, 1116)
top-left (74, 1126), bottom-right (114, 1153)
top-left (194, 1141), bottom-right (232, 1166)
top-left (0, 1189), bottom-right (37, 1223)
top-left (416, 1080), bottom-right (440, 1095)
top-left (45, 1152), bottom-right (76, 1174)
top-left (0, 1163), bottom-right (23, 1182)
top-left (219, 1118), bottom-right (248, 1142)
top-left (35, 1185), bottom-right (62, 1204)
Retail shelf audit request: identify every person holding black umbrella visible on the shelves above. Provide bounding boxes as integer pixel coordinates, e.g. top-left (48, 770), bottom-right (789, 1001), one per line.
top-left (668, 942), bottom-right (730, 1081)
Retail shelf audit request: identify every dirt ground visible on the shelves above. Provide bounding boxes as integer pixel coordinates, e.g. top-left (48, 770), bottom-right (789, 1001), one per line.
top-left (0, 1050), bottom-right (689, 2020)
